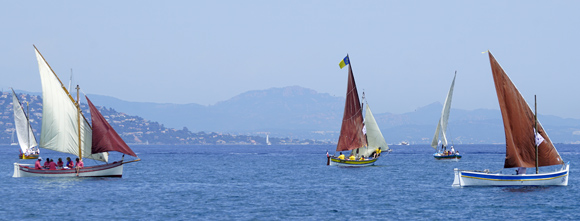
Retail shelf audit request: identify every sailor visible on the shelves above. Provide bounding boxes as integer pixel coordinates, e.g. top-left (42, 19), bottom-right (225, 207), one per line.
top-left (66, 157), bottom-right (74, 169)
top-left (451, 146), bottom-right (455, 154)
top-left (338, 152), bottom-right (345, 160)
top-left (48, 159), bottom-right (57, 170)
top-left (35, 158), bottom-right (43, 170)
top-left (57, 158), bottom-right (64, 169)
top-left (360, 156), bottom-right (365, 161)
top-left (348, 154), bottom-right (355, 161)
top-left (75, 158), bottom-right (84, 169)
top-left (44, 158), bottom-right (50, 169)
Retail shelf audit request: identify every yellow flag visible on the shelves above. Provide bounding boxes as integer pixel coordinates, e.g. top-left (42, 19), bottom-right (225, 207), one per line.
top-left (339, 55), bottom-right (350, 69)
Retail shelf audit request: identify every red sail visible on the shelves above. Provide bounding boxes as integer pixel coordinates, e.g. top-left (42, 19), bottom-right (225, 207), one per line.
top-left (336, 64), bottom-right (368, 151)
top-left (489, 52), bottom-right (562, 168)
top-left (86, 96), bottom-right (137, 157)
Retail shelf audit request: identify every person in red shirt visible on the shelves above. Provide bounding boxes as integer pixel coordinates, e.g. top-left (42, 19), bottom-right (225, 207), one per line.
top-left (48, 159), bottom-right (57, 170)
top-left (43, 158), bottom-right (50, 169)
top-left (57, 158), bottom-right (64, 169)
top-left (75, 158), bottom-right (84, 176)
top-left (35, 158), bottom-right (43, 170)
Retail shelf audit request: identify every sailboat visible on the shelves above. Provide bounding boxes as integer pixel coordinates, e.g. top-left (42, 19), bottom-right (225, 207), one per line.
top-left (327, 55), bottom-right (390, 167)
top-left (10, 131), bottom-right (18, 146)
top-left (12, 89), bottom-right (40, 159)
top-left (13, 45), bottom-right (140, 178)
top-left (431, 72), bottom-right (461, 160)
top-left (452, 51), bottom-right (569, 186)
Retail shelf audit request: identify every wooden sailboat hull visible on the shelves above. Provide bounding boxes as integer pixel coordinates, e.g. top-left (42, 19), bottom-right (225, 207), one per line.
top-left (433, 153), bottom-right (461, 160)
top-left (452, 162), bottom-right (569, 187)
top-left (329, 157), bottom-right (378, 167)
top-left (13, 161), bottom-right (124, 178)
top-left (19, 154), bottom-right (39, 160)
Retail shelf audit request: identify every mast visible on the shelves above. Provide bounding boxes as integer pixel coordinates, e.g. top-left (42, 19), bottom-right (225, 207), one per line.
top-left (535, 95), bottom-right (538, 174)
top-left (76, 85), bottom-right (82, 160)
top-left (336, 55), bottom-right (368, 152)
top-left (27, 102), bottom-right (29, 153)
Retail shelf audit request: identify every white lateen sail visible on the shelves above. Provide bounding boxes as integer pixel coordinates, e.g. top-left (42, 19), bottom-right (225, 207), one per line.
top-left (12, 90), bottom-right (38, 154)
top-left (35, 47), bottom-right (107, 162)
top-left (431, 72), bottom-right (456, 149)
top-left (359, 104), bottom-right (389, 157)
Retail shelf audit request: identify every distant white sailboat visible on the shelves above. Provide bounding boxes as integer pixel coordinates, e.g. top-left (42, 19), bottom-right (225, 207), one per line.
top-left (266, 134), bottom-right (271, 145)
top-left (10, 130), bottom-right (18, 146)
top-left (431, 72), bottom-right (461, 160)
top-left (12, 88), bottom-right (40, 159)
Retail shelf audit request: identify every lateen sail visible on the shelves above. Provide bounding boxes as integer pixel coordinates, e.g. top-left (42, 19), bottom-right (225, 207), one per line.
top-left (35, 46), bottom-right (107, 162)
top-left (489, 52), bottom-right (562, 168)
top-left (336, 63), bottom-right (368, 151)
top-left (431, 72), bottom-right (456, 149)
top-left (12, 90), bottom-right (38, 153)
top-left (87, 96), bottom-right (137, 157)
top-left (359, 104), bottom-right (388, 157)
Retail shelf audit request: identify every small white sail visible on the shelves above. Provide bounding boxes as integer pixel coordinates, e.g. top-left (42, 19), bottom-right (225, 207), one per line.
top-left (12, 92), bottom-right (38, 154)
top-left (35, 48), bottom-right (107, 162)
top-left (358, 104), bottom-right (389, 157)
top-left (431, 72), bottom-right (456, 149)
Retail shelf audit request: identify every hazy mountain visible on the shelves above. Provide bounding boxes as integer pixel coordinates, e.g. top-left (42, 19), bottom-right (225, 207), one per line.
top-left (81, 86), bottom-right (580, 144)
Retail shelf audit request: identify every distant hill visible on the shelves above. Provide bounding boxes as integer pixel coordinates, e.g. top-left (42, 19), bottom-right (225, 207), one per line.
top-left (82, 86), bottom-right (580, 144)
top-left (0, 91), bottom-right (328, 145)
top-left (87, 86), bottom-right (344, 140)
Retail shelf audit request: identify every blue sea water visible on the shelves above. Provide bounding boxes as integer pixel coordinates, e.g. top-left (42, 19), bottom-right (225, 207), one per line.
top-left (1, 144), bottom-right (579, 220)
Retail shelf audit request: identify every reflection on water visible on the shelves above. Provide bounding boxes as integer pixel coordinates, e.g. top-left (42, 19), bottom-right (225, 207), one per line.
top-left (501, 186), bottom-right (553, 193)
top-left (33, 177), bottom-right (83, 190)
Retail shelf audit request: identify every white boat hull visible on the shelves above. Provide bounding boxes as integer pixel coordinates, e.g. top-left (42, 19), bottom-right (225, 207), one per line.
top-left (452, 163), bottom-right (569, 187)
top-left (13, 161), bottom-right (124, 178)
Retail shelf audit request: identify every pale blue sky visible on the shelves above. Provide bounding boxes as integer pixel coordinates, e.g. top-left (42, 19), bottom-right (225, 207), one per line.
top-left (1, 1), bottom-right (579, 118)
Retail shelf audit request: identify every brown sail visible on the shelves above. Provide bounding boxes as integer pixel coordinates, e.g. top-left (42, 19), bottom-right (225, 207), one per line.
top-left (336, 62), bottom-right (368, 151)
top-left (86, 96), bottom-right (138, 157)
top-left (489, 52), bottom-right (563, 168)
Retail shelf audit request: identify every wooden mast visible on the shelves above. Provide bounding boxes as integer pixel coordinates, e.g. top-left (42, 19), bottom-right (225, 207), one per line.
top-left (76, 85), bottom-right (82, 160)
top-left (535, 95), bottom-right (538, 174)
top-left (26, 101), bottom-right (30, 154)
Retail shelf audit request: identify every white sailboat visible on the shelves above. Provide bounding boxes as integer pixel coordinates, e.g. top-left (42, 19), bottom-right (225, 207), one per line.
top-left (431, 72), bottom-right (461, 160)
top-left (10, 130), bottom-right (18, 146)
top-left (12, 89), bottom-right (40, 159)
top-left (13, 45), bottom-right (140, 178)
top-left (327, 55), bottom-right (390, 167)
top-left (452, 52), bottom-right (569, 187)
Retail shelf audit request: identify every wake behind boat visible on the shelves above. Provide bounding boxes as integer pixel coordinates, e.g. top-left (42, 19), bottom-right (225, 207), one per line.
top-left (13, 46), bottom-right (140, 178)
top-left (452, 51), bottom-right (569, 187)
top-left (431, 72), bottom-right (461, 160)
top-left (327, 55), bottom-right (390, 167)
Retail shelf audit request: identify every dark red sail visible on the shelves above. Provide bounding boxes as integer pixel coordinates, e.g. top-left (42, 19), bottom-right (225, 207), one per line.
top-left (86, 96), bottom-right (137, 157)
top-left (336, 63), bottom-right (368, 151)
top-left (489, 52), bottom-right (562, 168)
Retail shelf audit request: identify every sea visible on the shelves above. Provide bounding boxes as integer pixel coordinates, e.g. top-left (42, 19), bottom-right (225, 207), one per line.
top-left (1, 144), bottom-right (579, 220)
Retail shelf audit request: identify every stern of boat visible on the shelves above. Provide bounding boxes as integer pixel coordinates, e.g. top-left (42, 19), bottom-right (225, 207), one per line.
top-left (562, 162), bottom-right (570, 186)
top-left (452, 168), bottom-right (462, 187)
top-left (13, 163), bottom-right (23, 178)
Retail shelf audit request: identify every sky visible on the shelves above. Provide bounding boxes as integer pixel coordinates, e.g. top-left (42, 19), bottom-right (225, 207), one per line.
top-left (1, 1), bottom-right (580, 119)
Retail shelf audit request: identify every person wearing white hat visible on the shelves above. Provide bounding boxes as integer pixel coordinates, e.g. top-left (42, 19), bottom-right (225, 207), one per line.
top-left (35, 158), bottom-right (43, 170)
